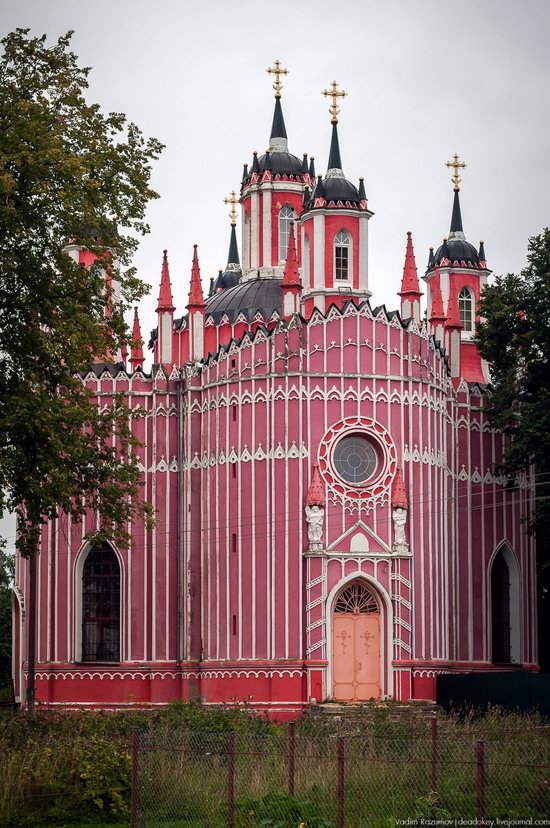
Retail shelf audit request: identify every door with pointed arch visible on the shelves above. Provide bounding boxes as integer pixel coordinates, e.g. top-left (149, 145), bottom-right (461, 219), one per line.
top-left (332, 582), bottom-right (381, 701)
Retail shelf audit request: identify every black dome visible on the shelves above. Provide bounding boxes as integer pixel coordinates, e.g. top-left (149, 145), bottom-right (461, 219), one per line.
top-left (206, 278), bottom-right (282, 324)
top-left (258, 152), bottom-right (303, 176)
top-left (323, 176), bottom-right (361, 204)
top-left (434, 237), bottom-right (480, 267)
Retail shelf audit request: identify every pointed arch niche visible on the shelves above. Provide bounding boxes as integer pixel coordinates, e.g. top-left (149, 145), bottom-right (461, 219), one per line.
top-left (74, 542), bottom-right (122, 663)
top-left (489, 543), bottom-right (521, 664)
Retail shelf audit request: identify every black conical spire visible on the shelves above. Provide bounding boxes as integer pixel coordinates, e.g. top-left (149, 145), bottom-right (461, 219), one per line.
top-left (428, 247), bottom-right (435, 268)
top-left (301, 153), bottom-right (309, 174)
top-left (227, 225), bottom-right (239, 267)
top-left (309, 156), bottom-right (316, 178)
top-left (450, 189), bottom-right (463, 234)
top-left (270, 97), bottom-right (287, 143)
top-left (327, 123), bottom-right (342, 173)
top-left (358, 177), bottom-right (366, 200)
top-left (478, 240), bottom-right (486, 262)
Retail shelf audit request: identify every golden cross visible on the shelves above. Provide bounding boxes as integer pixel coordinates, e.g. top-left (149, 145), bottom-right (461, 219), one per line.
top-left (223, 191), bottom-right (238, 226)
top-left (446, 153), bottom-right (467, 192)
top-left (267, 59), bottom-right (288, 98)
top-left (323, 80), bottom-right (347, 124)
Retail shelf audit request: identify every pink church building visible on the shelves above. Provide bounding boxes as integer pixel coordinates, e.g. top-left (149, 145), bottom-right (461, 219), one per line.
top-left (12, 66), bottom-right (538, 716)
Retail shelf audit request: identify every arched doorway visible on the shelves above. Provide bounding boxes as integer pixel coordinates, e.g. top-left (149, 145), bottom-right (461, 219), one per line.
top-left (332, 581), bottom-right (381, 701)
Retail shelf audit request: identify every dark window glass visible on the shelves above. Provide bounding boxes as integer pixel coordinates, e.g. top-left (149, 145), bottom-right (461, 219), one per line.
top-left (333, 435), bottom-right (377, 485)
top-left (335, 246), bottom-right (349, 280)
top-left (82, 544), bottom-right (120, 662)
top-left (491, 552), bottom-right (511, 664)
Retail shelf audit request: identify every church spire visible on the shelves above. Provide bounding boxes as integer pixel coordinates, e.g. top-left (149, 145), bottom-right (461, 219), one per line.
top-left (282, 221), bottom-right (300, 288)
top-left (156, 249), bottom-right (175, 311)
top-left (187, 245), bottom-right (205, 308)
top-left (267, 59), bottom-right (289, 152)
top-left (445, 154), bottom-right (466, 239)
top-left (323, 80), bottom-right (347, 178)
top-left (223, 191), bottom-right (240, 270)
top-left (398, 232), bottom-right (422, 322)
top-left (130, 307), bottom-right (144, 371)
top-left (281, 221), bottom-right (301, 318)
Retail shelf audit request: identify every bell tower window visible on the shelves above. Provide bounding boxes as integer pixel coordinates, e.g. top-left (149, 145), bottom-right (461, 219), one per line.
top-left (334, 230), bottom-right (351, 281)
top-left (278, 205), bottom-right (295, 262)
top-left (458, 287), bottom-right (473, 332)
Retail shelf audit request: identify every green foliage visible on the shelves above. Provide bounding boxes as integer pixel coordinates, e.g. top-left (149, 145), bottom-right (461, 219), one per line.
top-left (0, 704), bottom-right (548, 826)
top-left (413, 791), bottom-right (451, 821)
top-left (476, 229), bottom-right (550, 667)
top-left (0, 28), bottom-right (163, 555)
top-left (76, 736), bottom-right (130, 817)
top-left (238, 792), bottom-right (335, 828)
top-left (0, 548), bottom-right (14, 691)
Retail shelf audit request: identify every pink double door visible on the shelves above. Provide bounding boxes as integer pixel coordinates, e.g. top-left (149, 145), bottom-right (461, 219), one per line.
top-left (332, 612), bottom-right (381, 701)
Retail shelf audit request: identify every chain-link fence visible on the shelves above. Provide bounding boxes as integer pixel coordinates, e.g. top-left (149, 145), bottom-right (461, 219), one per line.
top-left (131, 719), bottom-right (550, 827)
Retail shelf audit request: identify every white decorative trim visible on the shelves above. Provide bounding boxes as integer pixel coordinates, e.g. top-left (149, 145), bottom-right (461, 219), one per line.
top-left (182, 441), bottom-right (308, 470)
top-left (34, 668), bottom-right (304, 681)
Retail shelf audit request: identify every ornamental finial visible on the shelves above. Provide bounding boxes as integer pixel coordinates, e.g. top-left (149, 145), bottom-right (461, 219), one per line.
top-left (267, 59), bottom-right (288, 98)
top-left (445, 153), bottom-right (467, 192)
top-left (322, 80), bottom-right (347, 124)
top-left (223, 191), bottom-right (238, 227)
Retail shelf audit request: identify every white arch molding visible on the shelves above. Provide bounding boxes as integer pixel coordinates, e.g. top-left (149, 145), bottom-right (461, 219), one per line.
top-left (73, 540), bottom-right (125, 664)
top-left (325, 571), bottom-right (393, 700)
top-left (487, 542), bottom-right (522, 664)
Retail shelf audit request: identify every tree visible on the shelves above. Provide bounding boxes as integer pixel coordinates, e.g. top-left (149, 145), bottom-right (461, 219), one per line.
top-left (476, 229), bottom-right (550, 669)
top-left (0, 547), bottom-right (14, 698)
top-left (0, 29), bottom-right (162, 709)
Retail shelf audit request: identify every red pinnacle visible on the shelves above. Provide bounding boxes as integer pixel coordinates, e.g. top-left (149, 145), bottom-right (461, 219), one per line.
top-left (429, 267), bottom-right (447, 322)
top-left (130, 307), bottom-right (145, 370)
top-left (306, 463), bottom-right (325, 507)
top-left (157, 249), bottom-right (175, 312)
top-left (187, 244), bottom-right (205, 308)
top-left (392, 465), bottom-right (408, 509)
top-left (445, 283), bottom-right (462, 330)
top-left (282, 221), bottom-right (301, 288)
top-left (399, 231), bottom-right (422, 296)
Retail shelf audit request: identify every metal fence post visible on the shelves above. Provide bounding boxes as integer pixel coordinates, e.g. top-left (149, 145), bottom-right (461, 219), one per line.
top-left (287, 721), bottom-right (296, 797)
top-left (130, 729), bottom-right (140, 828)
top-left (227, 732), bottom-right (236, 828)
top-left (337, 736), bottom-right (345, 828)
top-left (431, 714), bottom-right (438, 794)
top-left (476, 739), bottom-right (485, 824)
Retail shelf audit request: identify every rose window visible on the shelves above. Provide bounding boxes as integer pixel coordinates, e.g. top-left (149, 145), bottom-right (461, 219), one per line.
top-left (333, 435), bottom-right (378, 485)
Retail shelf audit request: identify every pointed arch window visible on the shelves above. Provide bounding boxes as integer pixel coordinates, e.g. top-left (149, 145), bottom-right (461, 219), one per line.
top-left (491, 550), bottom-right (511, 663)
top-left (278, 204), bottom-right (295, 261)
top-left (334, 230), bottom-right (351, 281)
top-left (82, 543), bottom-right (120, 662)
top-left (458, 287), bottom-right (473, 332)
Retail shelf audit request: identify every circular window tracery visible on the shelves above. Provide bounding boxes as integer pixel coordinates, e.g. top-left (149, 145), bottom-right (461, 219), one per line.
top-left (334, 582), bottom-right (378, 615)
top-left (333, 435), bottom-right (378, 485)
top-left (317, 417), bottom-right (398, 503)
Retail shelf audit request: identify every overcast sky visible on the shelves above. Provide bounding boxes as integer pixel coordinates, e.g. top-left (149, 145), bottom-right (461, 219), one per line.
top-left (2, 0), bottom-right (549, 548)
top-left (2, 0), bottom-right (550, 350)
